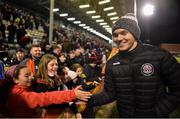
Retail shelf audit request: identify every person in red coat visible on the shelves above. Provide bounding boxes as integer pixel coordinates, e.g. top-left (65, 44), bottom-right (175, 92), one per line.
top-left (6, 65), bottom-right (91, 118)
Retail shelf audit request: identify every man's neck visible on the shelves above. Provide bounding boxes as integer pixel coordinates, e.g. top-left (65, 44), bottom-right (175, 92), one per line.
top-left (128, 41), bottom-right (138, 52)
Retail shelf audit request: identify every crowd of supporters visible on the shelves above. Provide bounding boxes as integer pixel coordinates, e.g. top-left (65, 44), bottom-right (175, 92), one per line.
top-left (0, 2), bottom-right (112, 118)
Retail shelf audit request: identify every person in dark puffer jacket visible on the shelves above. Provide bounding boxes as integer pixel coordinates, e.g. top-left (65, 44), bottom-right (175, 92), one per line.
top-left (87, 13), bottom-right (180, 118)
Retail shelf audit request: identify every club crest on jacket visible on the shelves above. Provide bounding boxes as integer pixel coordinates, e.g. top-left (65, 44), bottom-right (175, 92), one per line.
top-left (141, 63), bottom-right (154, 76)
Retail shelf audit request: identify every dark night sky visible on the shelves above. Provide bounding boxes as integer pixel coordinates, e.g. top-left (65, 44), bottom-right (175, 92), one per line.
top-left (137, 0), bottom-right (180, 45)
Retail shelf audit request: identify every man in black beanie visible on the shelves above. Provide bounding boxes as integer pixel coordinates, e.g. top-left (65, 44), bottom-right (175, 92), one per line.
top-left (112, 13), bottom-right (140, 41)
top-left (87, 13), bottom-right (180, 117)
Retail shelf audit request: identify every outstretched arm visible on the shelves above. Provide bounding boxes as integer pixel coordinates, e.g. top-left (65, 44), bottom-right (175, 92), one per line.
top-left (74, 86), bottom-right (92, 101)
top-left (88, 61), bottom-right (116, 107)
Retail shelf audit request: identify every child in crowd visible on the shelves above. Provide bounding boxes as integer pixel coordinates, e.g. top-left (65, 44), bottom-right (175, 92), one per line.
top-left (6, 65), bottom-right (91, 118)
top-left (33, 54), bottom-right (83, 118)
top-left (70, 63), bottom-right (86, 86)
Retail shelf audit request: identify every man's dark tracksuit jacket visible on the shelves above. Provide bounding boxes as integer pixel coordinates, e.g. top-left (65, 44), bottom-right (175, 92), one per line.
top-left (88, 43), bottom-right (180, 117)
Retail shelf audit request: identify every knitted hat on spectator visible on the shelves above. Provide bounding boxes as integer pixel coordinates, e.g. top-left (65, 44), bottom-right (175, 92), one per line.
top-left (112, 13), bottom-right (141, 40)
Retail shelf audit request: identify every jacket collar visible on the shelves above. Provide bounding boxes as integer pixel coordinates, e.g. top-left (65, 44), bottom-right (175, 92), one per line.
top-left (119, 42), bottom-right (144, 57)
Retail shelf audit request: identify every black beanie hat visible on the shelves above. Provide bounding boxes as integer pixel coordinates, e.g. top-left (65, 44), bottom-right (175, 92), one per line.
top-left (112, 13), bottom-right (141, 40)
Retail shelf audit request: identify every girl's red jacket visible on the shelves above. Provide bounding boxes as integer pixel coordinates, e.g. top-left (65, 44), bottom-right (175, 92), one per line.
top-left (6, 85), bottom-right (76, 118)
